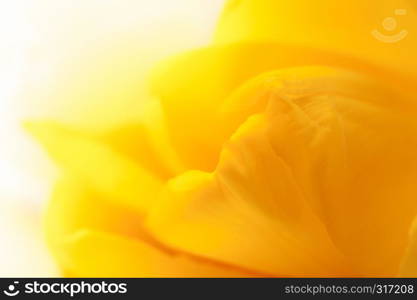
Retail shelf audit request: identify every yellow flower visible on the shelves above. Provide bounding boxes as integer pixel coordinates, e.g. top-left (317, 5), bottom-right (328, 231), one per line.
top-left (28, 0), bottom-right (417, 277)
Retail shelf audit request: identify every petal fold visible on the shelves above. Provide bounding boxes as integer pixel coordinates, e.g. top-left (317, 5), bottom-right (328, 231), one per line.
top-left (151, 42), bottom-right (416, 171)
top-left (26, 121), bottom-right (161, 212)
top-left (147, 113), bottom-right (352, 276)
top-left (149, 66), bottom-right (417, 276)
top-left (60, 230), bottom-right (253, 277)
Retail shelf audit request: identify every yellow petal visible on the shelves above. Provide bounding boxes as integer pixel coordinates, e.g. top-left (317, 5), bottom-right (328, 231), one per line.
top-left (147, 113), bottom-right (352, 276)
top-left (59, 230), bottom-right (253, 277)
top-left (151, 43), bottom-right (416, 172)
top-left (25, 121), bottom-right (161, 212)
top-left (254, 67), bottom-right (417, 275)
top-left (149, 65), bottom-right (417, 276)
top-left (258, 67), bottom-right (417, 275)
top-left (47, 177), bottom-right (256, 277)
top-left (399, 218), bottom-right (417, 277)
top-left (45, 177), bottom-right (146, 249)
top-left (215, 0), bottom-right (417, 82)
top-left (99, 100), bottom-right (185, 180)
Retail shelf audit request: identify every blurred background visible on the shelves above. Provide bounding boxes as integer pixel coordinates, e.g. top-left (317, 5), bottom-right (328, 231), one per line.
top-left (0, 0), bottom-right (224, 277)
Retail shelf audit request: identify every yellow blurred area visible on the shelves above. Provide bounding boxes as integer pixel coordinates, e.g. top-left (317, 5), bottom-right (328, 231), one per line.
top-left (0, 0), bottom-right (224, 277)
top-left (7, 0), bottom-right (416, 278)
